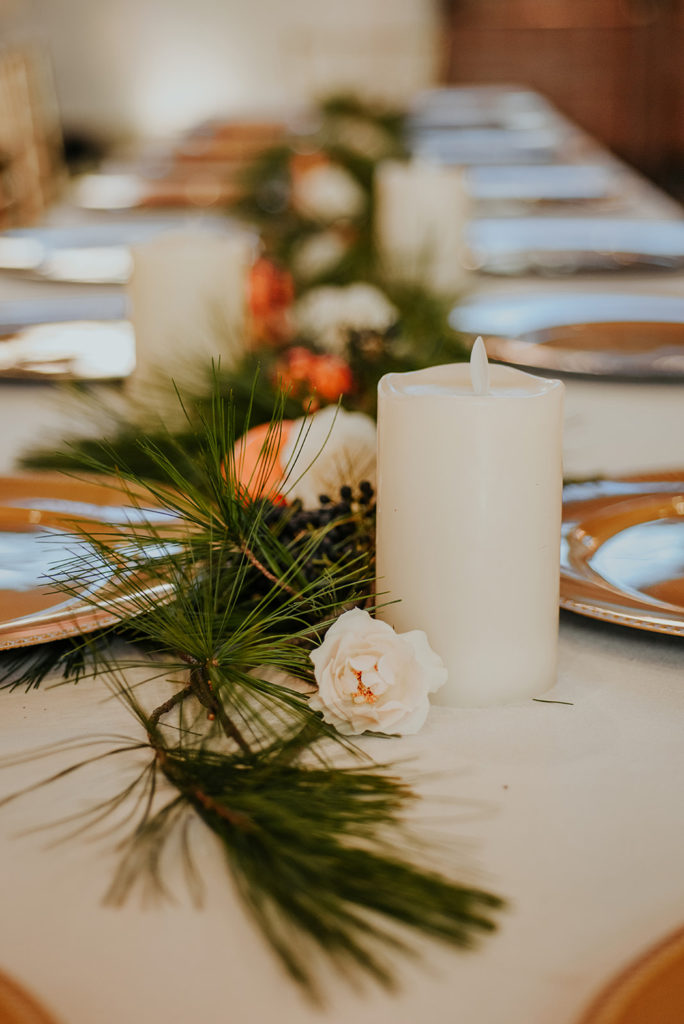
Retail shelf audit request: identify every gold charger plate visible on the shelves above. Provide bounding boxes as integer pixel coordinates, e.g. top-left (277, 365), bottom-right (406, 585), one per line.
top-left (561, 472), bottom-right (684, 635)
top-left (0, 296), bottom-right (134, 381)
top-left (451, 292), bottom-right (684, 378)
top-left (485, 320), bottom-right (684, 377)
top-left (579, 926), bottom-right (684, 1024)
top-left (0, 474), bottom-right (173, 650)
top-left (0, 969), bottom-right (59, 1024)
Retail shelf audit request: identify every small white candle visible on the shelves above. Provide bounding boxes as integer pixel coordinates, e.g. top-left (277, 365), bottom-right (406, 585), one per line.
top-left (127, 228), bottom-right (255, 401)
top-left (374, 159), bottom-right (471, 296)
top-left (376, 343), bottom-right (564, 707)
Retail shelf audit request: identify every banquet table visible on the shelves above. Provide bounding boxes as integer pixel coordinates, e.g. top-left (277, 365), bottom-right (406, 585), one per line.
top-left (2, 94), bottom-right (684, 1024)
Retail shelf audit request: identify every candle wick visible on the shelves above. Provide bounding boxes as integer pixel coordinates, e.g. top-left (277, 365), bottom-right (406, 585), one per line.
top-left (470, 336), bottom-right (490, 395)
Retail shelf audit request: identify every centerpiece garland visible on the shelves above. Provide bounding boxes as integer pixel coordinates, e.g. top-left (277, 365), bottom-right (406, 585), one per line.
top-left (2, 97), bottom-right (504, 999)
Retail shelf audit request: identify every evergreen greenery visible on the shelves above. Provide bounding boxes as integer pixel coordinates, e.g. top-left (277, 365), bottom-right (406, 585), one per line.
top-left (4, 96), bottom-right (497, 997)
top-left (2, 375), bottom-right (504, 1000)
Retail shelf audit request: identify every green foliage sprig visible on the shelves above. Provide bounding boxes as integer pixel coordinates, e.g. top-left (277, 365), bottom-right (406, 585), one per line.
top-left (22, 94), bottom-right (470, 477)
top-left (5, 99), bottom-right (492, 994)
top-left (231, 94), bottom-right (407, 285)
top-left (2, 375), bottom-right (504, 1000)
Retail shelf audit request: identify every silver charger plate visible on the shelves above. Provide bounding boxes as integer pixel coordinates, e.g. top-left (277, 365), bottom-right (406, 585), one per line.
top-left (467, 218), bottom-right (684, 274)
top-left (450, 292), bottom-right (684, 378)
top-left (0, 295), bottom-right (135, 380)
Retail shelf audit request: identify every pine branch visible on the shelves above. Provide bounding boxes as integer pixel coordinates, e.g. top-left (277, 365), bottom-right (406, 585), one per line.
top-left (0, 631), bottom-right (112, 692)
top-left (3, 366), bottom-right (505, 1000)
top-left (107, 735), bottom-right (504, 1002)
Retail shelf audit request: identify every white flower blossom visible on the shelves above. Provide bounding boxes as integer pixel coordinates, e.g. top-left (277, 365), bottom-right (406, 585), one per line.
top-left (309, 608), bottom-right (447, 735)
top-left (295, 283), bottom-right (398, 354)
top-left (292, 163), bottom-right (366, 223)
top-left (292, 230), bottom-right (349, 281)
top-left (281, 405), bottom-right (376, 509)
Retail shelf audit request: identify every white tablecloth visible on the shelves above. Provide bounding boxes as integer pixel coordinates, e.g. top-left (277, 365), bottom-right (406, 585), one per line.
top-left (2, 580), bottom-right (684, 1024)
top-left (2, 108), bottom-right (684, 1024)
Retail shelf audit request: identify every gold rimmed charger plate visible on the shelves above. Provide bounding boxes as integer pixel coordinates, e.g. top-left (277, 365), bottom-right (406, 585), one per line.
top-left (0, 474), bottom-right (174, 651)
top-left (485, 320), bottom-right (684, 377)
top-left (0, 969), bottom-right (59, 1024)
top-left (451, 293), bottom-right (684, 378)
top-left (578, 926), bottom-right (684, 1024)
top-left (561, 471), bottom-right (684, 635)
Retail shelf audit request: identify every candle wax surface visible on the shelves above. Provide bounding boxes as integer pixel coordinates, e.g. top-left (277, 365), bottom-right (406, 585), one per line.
top-left (380, 361), bottom-right (560, 399)
top-left (400, 383), bottom-right (543, 397)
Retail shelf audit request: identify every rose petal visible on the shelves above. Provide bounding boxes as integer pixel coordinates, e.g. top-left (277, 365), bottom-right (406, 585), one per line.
top-left (402, 629), bottom-right (449, 693)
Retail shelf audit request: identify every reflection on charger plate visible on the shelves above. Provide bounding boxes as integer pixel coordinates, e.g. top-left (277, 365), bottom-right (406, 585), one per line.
top-left (561, 474), bottom-right (684, 635)
top-left (0, 320), bottom-right (135, 380)
top-left (0, 475), bottom-right (176, 651)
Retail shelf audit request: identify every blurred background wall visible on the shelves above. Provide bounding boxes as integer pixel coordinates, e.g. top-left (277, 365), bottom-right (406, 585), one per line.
top-left (441, 0), bottom-right (684, 180)
top-left (3, 0), bottom-right (684, 188)
top-left (2, 0), bottom-right (440, 142)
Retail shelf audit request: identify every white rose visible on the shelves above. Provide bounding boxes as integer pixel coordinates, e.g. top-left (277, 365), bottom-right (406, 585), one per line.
top-left (295, 283), bottom-right (398, 354)
top-left (293, 163), bottom-right (366, 223)
top-left (309, 608), bottom-right (447, 735)
top-left (281, 405), bottom-right (376, 508)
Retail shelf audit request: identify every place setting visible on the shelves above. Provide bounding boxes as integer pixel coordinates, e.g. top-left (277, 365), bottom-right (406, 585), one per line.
top-left (2, 20), bottom-right (684, 1023)
top-left (467, 217), bottom-right (684, 274)
top-left (0, 294), bottom-right (134, 380)
top-left (0, 473), bottom-right (175, 650)
top-left (465, 162), bottom-right (624, 211)
top-left (409, 84), bottom-right (556, 131)
top-left (451, 291), bottom-right (684, 378)
top-left (0, 214), bottom-right (241, 285)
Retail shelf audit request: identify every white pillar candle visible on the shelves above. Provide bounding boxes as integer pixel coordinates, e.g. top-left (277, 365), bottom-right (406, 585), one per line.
top-left (127, 228), bottom-right (256, 402)
top-left (376, 340), bottom-right (564, 707)
top-left (374, 159), bottom-right (471, 296)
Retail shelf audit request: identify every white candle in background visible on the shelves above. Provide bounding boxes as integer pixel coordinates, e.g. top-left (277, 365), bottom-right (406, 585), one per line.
top-left (374, 158), bottom-right (471, 296)
top-left (127, 228), bottom-right (255, 402)
top-left (376, 341), bottom-right (564, 707)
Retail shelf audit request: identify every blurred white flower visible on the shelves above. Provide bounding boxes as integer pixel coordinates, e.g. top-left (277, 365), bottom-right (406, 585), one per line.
top-left (292, 230), bottom-right (349, 281)
top-left (309, 607), bottom-right (447, 735)
top-left (295, 283), bottom-right (398, 354)
top-left (292, 163), bottom-right (366, 223)
top-left (281, 405), bottom-right (376, 509)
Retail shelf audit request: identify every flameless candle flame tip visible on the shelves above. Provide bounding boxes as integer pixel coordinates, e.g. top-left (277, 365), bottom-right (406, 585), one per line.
top-left (470, 336), bottom-right (490, 395)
